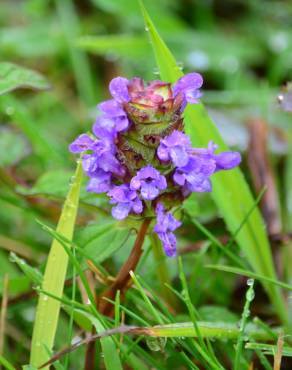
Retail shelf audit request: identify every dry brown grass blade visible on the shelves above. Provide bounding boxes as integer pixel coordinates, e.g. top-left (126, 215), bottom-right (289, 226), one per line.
top-left (273, 335), bottom-right (284, 370)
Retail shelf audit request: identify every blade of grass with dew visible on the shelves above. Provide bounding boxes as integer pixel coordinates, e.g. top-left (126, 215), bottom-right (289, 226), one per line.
top-left (29, 161), bottom-right (82, 369)
top-left (141, 322), bottom-right (280, 341)
top-left (245, 342), bottom-right (292, 357)
top-left (35, 222), bottom-right (124, 370)
top-left (139, 0), bottom-right (288, 327)
top-left (234, 279), bottom-right (255, 370)
top-left (206, 265), bottom-right (292, 291)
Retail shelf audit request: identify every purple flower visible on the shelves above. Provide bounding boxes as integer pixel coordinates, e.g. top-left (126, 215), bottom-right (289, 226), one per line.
top-left (108, 184), bottom-right (143, 220)
top-left (173, 72), bottom-right (203, 105)
top-left (109, 77), bottom-right (130, 103)
top-left (69, 134), bottom-right (95, 153)
top-left (173, 156), bottom-right (215, 195)
top-left (130, 165), bottom-right (167, 200)
top-left (86, 169), bottom-right (112, 193)
top-left (82, 140), bottom-right (124, 177)
top-left (96, 99), bottom-right (129, 137)
top-left (157, 130), bottom-right (191, 167)
top-left (173, 141), bottom-right (241, 195)
top-left (154, 203), bottom-right (181, 257)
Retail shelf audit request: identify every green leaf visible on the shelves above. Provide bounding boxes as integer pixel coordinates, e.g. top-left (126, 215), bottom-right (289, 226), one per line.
top-left (29, 161), bottom-right (82, 369)
top-left (77, 222), bottom-right (132, 264)
top-left (139, 0), bottom-right (288, 327)
top-left (0, 62), bottom-right (50, 95)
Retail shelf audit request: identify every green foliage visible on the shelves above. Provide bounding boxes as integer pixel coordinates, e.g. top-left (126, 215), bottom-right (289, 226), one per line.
top-left (0, 62), bottom-right (50, 95)
top-left (0, 0), bottom-right (292, 369)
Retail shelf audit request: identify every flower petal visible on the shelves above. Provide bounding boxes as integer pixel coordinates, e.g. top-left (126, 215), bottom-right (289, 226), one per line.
top-left (69, 134), bottom-right (95, 153)
top-left (140, 183), bottom-right (159, 200)
top-left (109, 77), bottom-right (130, 103)
top-left (111, 203), bottom-right (131, 220)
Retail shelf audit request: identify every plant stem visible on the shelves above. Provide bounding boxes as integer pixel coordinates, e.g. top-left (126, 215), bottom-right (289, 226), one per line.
top-left (99, 217), bottom-right (151, 315)
top-left (150, 234), bottom-right (177, 309)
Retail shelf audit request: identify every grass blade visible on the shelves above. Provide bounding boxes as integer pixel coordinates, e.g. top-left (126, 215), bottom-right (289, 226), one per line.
top-left (0, 355), bottom-right (16, 370)
top-left (206, 265), bottom-right (292, 291)
top-left (139, 0), bottom-right (288, 327)
top-left (29, 161), bottom-right (82, 369)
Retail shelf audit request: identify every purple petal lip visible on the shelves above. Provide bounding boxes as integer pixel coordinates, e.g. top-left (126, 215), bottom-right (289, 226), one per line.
top-left (109, 77), bottom-right (130, 103)
top-left (173, 72), bottom-right (203, 105)
top-left (108, 184), bottom-right (143, 220)
top-left (130, 165), bottom-right (167, 201)
top-left (69, 134), bottom-right (95, 153)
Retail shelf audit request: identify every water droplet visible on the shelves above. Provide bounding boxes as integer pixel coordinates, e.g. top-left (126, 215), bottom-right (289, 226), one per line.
top-left (145, 26), bottom-right (149, 32)
top-left (43, 295), bottom-right (48, 302)
top-left (153, 67), bottom-right (160, 76)
top-left (247, 278), bottom-right (254, 286)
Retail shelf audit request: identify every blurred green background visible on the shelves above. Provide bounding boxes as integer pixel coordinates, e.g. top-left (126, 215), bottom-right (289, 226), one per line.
top-left (0, 0), bottom-right (292, 367)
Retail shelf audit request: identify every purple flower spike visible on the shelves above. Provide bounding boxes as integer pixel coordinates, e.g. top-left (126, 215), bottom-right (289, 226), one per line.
top-left (69, 134), bottom-right (95, 153)
top-left (108, 184), bottom-right (143, 220)
top-left (154, 203), bottom-right (181, 257)
top-left (109, 77), bottom-right (130, 103)
top-left (173, 72), bottom-right (203, 104)
top-left (86, 169), bottom-right (112, 193)
top-left (157, 130), bottom-right (191, 167)
top-left (130, 165), bottom-right (167, 200)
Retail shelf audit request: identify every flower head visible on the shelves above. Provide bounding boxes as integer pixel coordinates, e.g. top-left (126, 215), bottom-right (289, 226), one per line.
top-left (154, 204), bottom-right (181, 257)
top-left (69, 73), bottom-right (241, 258)
top-left (108, 184), bottom-right (143, 220)
top-left (130, 165), bottom-right (167, 200)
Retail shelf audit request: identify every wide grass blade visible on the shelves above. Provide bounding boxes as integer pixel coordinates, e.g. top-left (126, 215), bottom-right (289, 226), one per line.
top-left (139, 0), bottom-right (288, 326)
top-left (29, 161), bottom-right (82, 369)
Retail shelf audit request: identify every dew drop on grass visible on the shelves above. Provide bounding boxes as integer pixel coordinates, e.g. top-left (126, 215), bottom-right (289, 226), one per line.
top-left (247, 278), bottom-right (254, 286)
top-left (153, 67), bottom-right (160, 76)
top-left (144, 26), bottom-right (149, 32)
